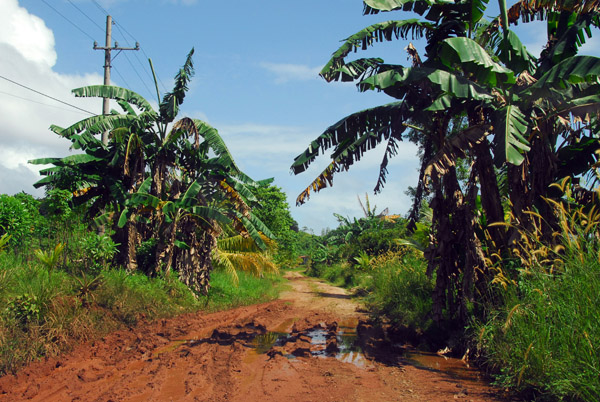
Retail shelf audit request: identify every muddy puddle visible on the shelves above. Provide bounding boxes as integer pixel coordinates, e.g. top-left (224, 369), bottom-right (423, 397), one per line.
top-left (246, 318), bottom-right (367, 367)
top-left (401, 349), bottom-right (485, 383)
top-left (156, 319), bottom-right (482, 384)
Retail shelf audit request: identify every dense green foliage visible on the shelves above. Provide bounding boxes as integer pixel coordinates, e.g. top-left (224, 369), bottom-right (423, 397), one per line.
top-left (0, 191), bottom-right (284, 375)
top-left (0, 193), bottom-right (44, 250)
top-left (250, 184), bottom-right (300, 264)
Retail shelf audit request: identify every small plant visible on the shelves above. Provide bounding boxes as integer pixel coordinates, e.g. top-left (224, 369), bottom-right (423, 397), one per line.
top-left (34, 243), bottom-right (65, 279)
top-left (353, 250), bottom-right (372, 271)
top-left (79, 233), bottom-right (118, 274)
top-left (0, 233), bottom-right (10, 254)
top-left (74, 271), bottom-right (104, 306)
top-left (6, 294), bottom-right (40, 326)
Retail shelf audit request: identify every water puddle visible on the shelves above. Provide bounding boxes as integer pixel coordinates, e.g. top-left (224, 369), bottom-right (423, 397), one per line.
top-left (249, 321), bottom-right (367, 367)
top-left (402, 349), bottom-right (484, 383)
top-left (250, 332), bottom-right (289, 354)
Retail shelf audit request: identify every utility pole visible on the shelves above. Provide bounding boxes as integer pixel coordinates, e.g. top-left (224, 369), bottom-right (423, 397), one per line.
top-left (93, 15), bottom-right (139, 145)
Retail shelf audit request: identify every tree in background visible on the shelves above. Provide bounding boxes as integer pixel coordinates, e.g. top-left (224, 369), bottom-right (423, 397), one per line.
top-left (250, 184), bottom-right (299, 264)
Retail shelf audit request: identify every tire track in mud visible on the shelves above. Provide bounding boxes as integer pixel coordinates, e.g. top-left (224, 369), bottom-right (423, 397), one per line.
top-left (0, 271), bottom-right (515, 401)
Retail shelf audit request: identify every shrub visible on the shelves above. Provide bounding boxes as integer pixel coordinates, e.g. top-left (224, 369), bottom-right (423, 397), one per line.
top-left (0, 193), bottom-right (44, 249)
top-left (366, 252), bottom-right (433, 332)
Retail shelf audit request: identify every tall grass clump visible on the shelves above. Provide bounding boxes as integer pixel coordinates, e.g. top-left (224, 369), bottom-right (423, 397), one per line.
top-left (476, 195), bottom-right (600, 402)
top-left (366, 251), bottom-right (433, 332)
top-left (96, 269), bottom-right (201, 326)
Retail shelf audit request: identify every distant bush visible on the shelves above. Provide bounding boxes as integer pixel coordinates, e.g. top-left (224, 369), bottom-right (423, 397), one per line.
top-left (0, 193), bottom-right (44, 249)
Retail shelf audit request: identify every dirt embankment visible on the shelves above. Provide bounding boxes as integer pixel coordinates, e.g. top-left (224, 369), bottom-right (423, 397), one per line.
top-left (0, 271), bottom-right (514, 401)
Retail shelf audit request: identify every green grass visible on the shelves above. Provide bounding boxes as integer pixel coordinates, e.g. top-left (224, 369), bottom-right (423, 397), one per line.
top-left (204, 268), bottom-right (284, 311)
top-left (475, 246), bottom-right (600, 401)
top-left (0, 253), bottom-right (284, 375)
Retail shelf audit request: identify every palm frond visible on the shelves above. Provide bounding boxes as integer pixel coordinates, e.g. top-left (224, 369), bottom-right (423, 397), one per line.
top-left (292, 102), bottom-right (407, 175)
top-left (159, 48), bottom-right (194, 124)
top-left (321, 20), bottom-right (434, 82)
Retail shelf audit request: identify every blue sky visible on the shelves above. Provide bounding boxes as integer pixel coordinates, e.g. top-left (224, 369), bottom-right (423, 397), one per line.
top-left (1, 1), bottom-right (597, 232)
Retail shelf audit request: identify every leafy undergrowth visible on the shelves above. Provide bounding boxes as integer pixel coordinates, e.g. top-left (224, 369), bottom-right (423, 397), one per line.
top-left (475, 247), bottom-right (600, 402)
top-left (0, 254), bottom-right (283, 375)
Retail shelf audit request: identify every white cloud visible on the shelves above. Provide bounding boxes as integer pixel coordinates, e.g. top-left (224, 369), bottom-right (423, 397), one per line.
top-left (0, 0), bottom-right (56, 68)
top-left (0, 1), bottom-right (103, 196)
top-left (259, 62), bottom-right (321, 84)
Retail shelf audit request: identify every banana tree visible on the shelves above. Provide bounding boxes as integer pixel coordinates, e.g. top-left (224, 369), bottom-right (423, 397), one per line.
top-left (292, 0), bottom-right (600, 322)
top-left (31, 50), bottom-right (275, 294)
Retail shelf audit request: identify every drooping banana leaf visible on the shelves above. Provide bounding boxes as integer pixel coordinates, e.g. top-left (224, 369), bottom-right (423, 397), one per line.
top-left (527, 55), bottom-right (600, 96)
top-left (189, 205), bottom-right (231, 226)
top-left (73, 85), bottom-right (154, 112)
top-left (492, 104), bottom-right (531, 167)
top-left (291, 101), bottom-right (407, 175)
top-left (329, 58), bottom-right (385, 82)
top-left (320, 20), bottom-right (434, 82)
top-left (295, 161), bottom-right (338, 206)
top-left (192, 119), bottom-right (243, 175)
top-left (57, 114), bottom-right (138, 139)
top-left (439, 37), bottom-right (515, 87)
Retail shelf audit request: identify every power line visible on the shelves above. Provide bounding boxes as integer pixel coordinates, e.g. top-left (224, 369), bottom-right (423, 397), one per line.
top-left (40, 0), bottom-right (97, 42)
top-left (113, 20), bottom-right (168, 93)
top-left (91, 0), bottom-right (110, 16)
top-left (0, 90), bottom-right (91, 116)
top-left (111, 65), bottom-right (132, 92)
top-left (0, 75), bottom-right (96, 116)
top-left (67, 0), bottom-right (104, 33)
top-left (122, 52), bottom-right (155, 100)
top-left (88, 3), bottom-right (168, 95)
top-left (111, 23), bottom-right (155, 98)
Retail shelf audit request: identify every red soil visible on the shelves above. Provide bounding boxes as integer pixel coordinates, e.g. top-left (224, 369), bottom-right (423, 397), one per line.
top-left (0, 272), bottom-right (516, 401)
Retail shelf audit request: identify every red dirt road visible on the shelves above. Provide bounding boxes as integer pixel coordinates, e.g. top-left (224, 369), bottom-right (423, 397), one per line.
top-left (0, 272), bottom-right (513, 401)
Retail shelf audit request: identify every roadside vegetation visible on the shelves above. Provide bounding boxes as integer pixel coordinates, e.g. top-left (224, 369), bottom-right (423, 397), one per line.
top-left (0, 191), bottom-right (284, 374)
top-left (290, 1), bottom-right (600, 401)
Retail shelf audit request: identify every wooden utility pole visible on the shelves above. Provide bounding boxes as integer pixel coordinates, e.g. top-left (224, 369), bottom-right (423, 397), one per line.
top-left (93, 15), bottom-right (139, 145)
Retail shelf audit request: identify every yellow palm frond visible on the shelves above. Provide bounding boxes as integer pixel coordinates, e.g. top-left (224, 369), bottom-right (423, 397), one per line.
top-left (212, 235), bottom-right (279, 285)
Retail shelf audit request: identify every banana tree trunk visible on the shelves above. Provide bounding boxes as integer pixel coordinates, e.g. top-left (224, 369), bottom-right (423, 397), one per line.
top-left (113, 218), bottom-right (139, 271)
top-left (175, 220), bottom-right (216, 295)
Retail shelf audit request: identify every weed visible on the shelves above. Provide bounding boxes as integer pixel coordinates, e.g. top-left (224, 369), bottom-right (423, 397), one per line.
top-left (34, 243), bottom-right (65, 279)
top-left (5, 294), bottom-right (40, 326)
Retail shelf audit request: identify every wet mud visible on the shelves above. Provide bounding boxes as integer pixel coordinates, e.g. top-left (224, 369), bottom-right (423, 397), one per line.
top-left (0, 271), bottom-right (515, 401)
